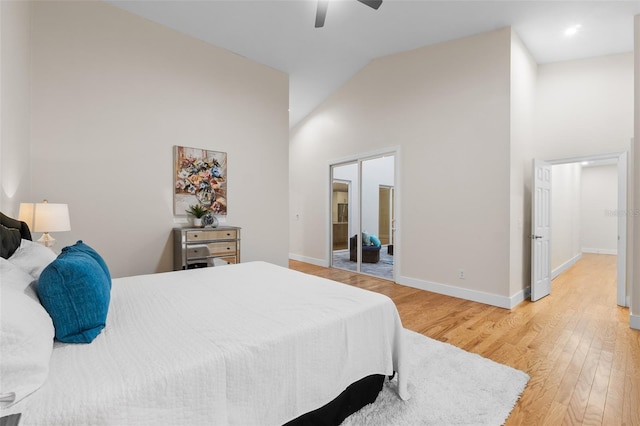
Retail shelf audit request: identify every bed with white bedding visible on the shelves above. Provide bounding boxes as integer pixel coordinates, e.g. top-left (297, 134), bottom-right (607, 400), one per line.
top-left (0, 214), bottom-right (408, 425)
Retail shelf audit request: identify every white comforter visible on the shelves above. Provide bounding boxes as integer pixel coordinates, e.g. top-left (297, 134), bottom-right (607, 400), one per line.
top-left (11, 261), bottom-right (408, 425)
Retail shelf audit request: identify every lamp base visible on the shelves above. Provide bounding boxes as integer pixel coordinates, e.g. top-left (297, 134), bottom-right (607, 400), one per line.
top-left (37, 233), bottom-right (56, 248)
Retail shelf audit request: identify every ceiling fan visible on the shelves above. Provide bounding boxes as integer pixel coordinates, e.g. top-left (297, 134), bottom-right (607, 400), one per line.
top-left (315, 0), bottom-right (383, 28)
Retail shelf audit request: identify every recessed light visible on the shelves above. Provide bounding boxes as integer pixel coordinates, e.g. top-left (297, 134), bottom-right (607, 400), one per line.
top-left (565, 24), bottom-right (582, 36)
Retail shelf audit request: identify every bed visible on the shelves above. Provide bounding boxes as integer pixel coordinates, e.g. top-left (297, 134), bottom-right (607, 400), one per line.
top-left (0, 213), bottom-right (409, 425)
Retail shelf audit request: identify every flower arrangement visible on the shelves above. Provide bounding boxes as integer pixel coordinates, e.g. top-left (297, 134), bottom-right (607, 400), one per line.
top-left (176, 158), bottom-right (222, 196)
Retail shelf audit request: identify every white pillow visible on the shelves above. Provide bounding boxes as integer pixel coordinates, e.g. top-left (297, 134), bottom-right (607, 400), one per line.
top-left (0, 285), bottom-right (54, 408)
top-left (0, 257), bottom-right (37, 295)
top-left (7, 239), bottom-right (56, 280)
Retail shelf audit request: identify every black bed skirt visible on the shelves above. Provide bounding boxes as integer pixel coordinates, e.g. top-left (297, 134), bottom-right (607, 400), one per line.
top-left (284, 374), bottom-right (385, 426)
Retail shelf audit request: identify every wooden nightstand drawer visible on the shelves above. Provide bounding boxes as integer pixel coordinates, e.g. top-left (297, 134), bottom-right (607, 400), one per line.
top-left (205, 242), bottom-right (237, 256)
top-left (186, 245), bottom-right (209, 259)
top-left (187, 229), bottom-right (237, 242)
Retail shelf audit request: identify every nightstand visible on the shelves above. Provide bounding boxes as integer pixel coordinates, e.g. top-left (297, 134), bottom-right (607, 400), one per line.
top-left (173, 226), bottom-right (241, 271)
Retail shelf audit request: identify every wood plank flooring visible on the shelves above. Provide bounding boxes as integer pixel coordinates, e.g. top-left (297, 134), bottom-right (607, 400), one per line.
top-left (289, 254), bottom-right (640, 425)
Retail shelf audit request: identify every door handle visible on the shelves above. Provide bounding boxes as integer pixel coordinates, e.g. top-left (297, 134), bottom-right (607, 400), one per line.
top-left (531, 235), bottom-right (543, 239)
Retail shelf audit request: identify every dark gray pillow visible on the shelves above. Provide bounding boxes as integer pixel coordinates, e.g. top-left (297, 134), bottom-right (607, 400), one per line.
top-left (0, 212), bottom-right (32, 240)
top-left (1, 224), bottom-right (22, 259)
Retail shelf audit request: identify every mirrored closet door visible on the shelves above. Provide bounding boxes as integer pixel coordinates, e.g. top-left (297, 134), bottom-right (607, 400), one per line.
top-left (330, 153), bottom-right (395, 281)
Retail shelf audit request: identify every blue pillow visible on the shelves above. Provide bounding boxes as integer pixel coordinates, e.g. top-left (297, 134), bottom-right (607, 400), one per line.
top-left (64, 240), bottom-right (112, 287)
top-left (37, 249), bottom-right (111, 343)
top-left (369, 235), bottom-right (381, 248)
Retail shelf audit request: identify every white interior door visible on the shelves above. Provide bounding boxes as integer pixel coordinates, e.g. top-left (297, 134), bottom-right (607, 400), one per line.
top-left (531, 159), bottom-right (552, 301)
top-left (616, 152), bottom-right (627, 306)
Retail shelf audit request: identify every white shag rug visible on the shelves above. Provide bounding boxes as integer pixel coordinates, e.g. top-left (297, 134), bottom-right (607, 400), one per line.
top-left (342, 329), bottom-right (529, 426)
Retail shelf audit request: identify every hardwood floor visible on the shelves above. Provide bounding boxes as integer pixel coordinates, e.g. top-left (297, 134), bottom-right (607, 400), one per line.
top-left (289, 254), bottom-right (640, 425)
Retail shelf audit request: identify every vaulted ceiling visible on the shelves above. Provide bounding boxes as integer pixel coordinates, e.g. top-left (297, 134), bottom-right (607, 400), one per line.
top-left (109, 1), bottom-right (640, 127)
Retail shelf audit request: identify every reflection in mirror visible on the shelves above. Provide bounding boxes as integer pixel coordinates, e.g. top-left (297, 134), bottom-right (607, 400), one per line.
top-left (332, 180), bottom-right (350, 251)
top-left (330, 155), bottom-right (395, 281)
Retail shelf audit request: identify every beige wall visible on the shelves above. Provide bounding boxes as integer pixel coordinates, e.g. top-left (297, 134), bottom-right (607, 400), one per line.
top-left (551, 163), bottom-right (582, 273)
top-left (1, 0), bottom-right (32, 216)
top-left (581, 164), bottom-right (618, 254)
top-left (27, 1), bottom-right (289, 277)
top-left (291, 27), bottom-right (636, 310)
top-left (535, 53), bottom-right (634, 160)
top-left (632, 15), bottom-right (640, 328)
top-left (291, 28), bottom-right (514, 304)
top-left (509, 30), bottom-right (537, 297)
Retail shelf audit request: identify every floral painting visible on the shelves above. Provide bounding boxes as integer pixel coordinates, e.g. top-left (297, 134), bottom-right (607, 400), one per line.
top-left (174, 146), bottom-right (227, 216)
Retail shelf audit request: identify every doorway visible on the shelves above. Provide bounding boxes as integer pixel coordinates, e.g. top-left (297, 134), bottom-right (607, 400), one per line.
top-left (531, 152), bottom-right (627, 306)
top-left (330, 152), bottom-right (396, 281)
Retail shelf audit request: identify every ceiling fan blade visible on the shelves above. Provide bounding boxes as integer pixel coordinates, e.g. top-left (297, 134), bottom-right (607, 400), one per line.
top-left (357, 0), bottom-right (382, 10)
top-left (315, 0), bottom-right (329, 28)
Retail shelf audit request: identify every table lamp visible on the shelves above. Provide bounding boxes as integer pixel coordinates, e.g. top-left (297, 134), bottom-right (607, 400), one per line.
top-left (18, 202), bottom-right (35, 230)
top-left (19, 200), bottom-right (71, 247)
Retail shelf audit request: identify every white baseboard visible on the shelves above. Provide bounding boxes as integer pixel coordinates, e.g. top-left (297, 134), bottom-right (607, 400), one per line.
top-left (630, 313), bottom-right (640, 330)
top-left (397, 275), bottom-right (517, 309)
top-left (288, 253), bottom-right (329, 267)
top-left (581, 247), bottom-right (617, 255)
top-left (552, 253), bottom-right (582, 279)
top-left (509, 287), bottom-right (530, 309)
top-left (288, 257), bottom-right (518, 309)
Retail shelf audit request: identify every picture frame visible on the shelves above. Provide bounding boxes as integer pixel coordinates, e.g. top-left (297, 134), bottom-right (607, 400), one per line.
top-left (173, 145), bottom-right (227, 216)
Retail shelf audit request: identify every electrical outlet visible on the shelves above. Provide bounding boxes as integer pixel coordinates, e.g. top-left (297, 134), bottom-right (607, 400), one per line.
top-left (458, 269), bottom-right (465, 279)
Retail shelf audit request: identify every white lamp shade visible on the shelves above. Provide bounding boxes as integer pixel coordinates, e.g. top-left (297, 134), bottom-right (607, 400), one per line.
top-left (33, 203), bottom-right (71, 232)
top-left (18, 203), bottom-right (36, 230)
